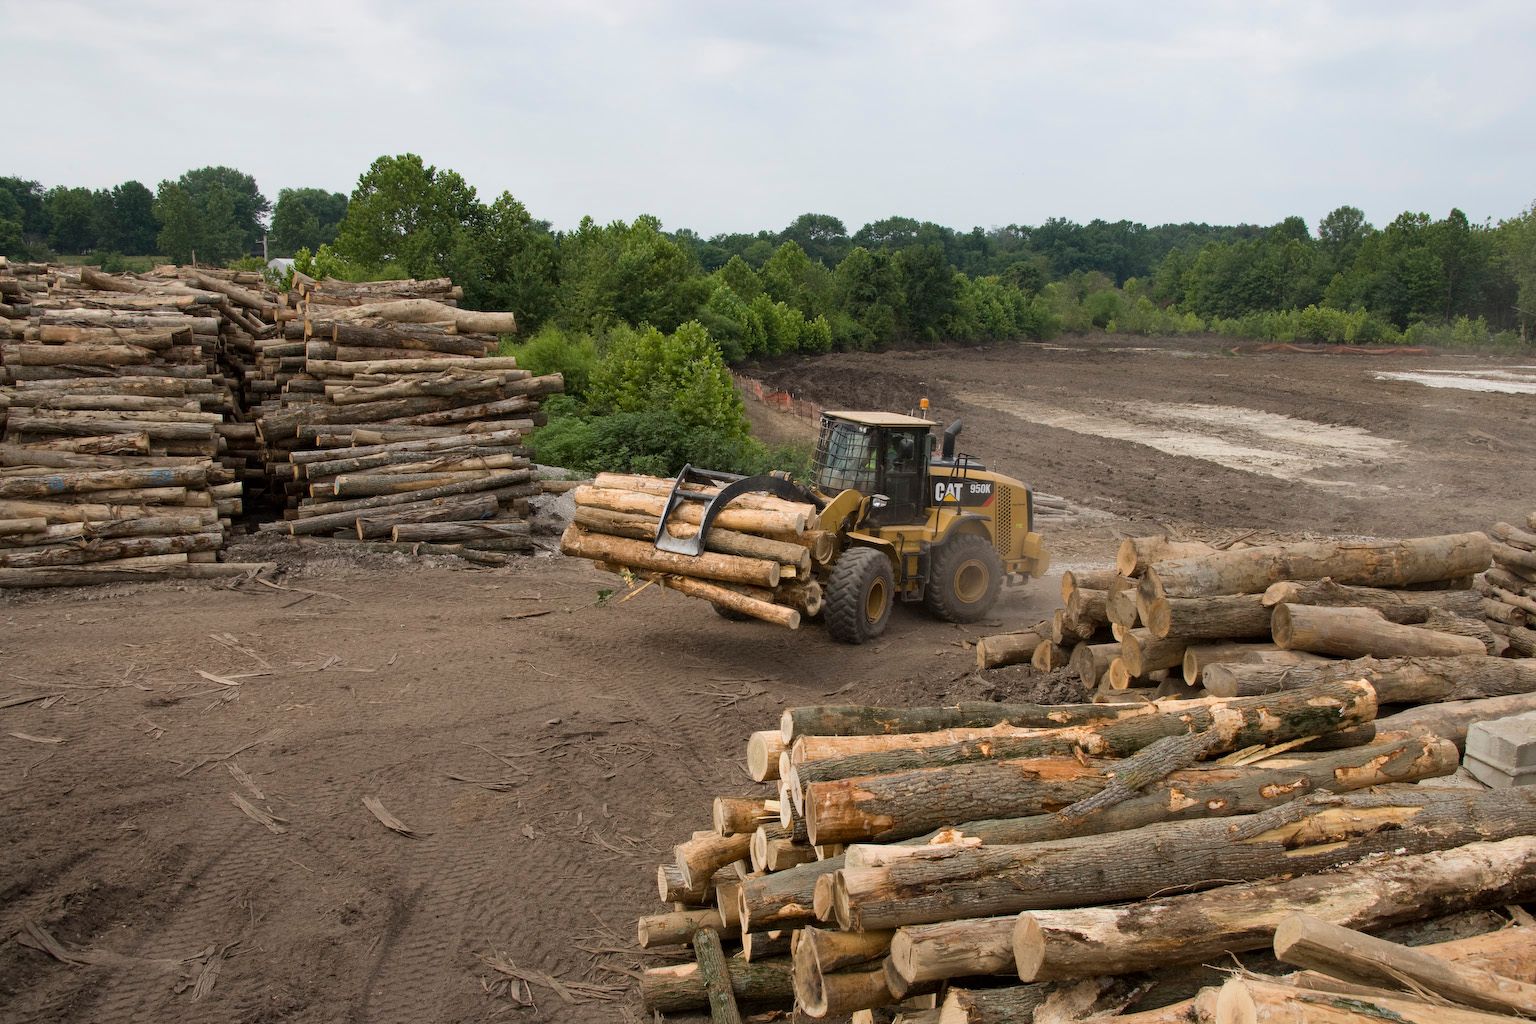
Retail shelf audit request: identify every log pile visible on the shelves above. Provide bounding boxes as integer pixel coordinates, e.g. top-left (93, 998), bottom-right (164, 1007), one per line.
top-left (0, 259), bottom-right (270, 586)
top-left (978, 533), bottom-right (1508, 704)
top-left (0, 259), bottom-right (557, 583)
top-left (249, 272), bottom-right (553, 562)
top-left (560, 473), bottom-right (830, 628)
top-left (1482, 518), bottom-right (1536, 656)
top-left (632, 673), bottom-right (1536, 1021)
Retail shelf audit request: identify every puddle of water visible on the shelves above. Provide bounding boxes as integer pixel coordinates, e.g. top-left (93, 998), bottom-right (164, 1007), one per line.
top-left (961, 392), bottom-right (1401, 482)
top-left (1375, 370), bottom-right (1536, 395)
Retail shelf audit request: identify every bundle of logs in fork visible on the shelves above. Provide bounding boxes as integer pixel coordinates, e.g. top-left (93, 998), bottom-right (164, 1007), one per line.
top-left (560, 473), bottom-right (834, 628)
top-left (974, 532), bottom-right (1536, 707)
top-left (632, 670), bottom-right (1536, 1022)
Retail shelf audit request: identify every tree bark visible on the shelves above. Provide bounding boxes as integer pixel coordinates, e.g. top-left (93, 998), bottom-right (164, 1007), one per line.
top-left (1144, 594), bottom-right (1272, 640)
top-left (1213, 976), bottom-right (1520, 1024)
top-left (920, 735), bottom-right (1455, 849)
top-left (637, 908), bottom-right (724, 948)
top-left (638, 956), bottom-right (791, 1013)
top-left (1263, 579), bottom-right (1485, 622)
top-left (572, 484), bottom-right (807, 536)
top-left (562, 524), bottom-right (782, 587)
top-left (1203, 654), bottom-right (1536, 702)
top-left (389, 520), bottom-right (529, 543)
top-left (1061, 569), bottom-right (1115, 605)
top-left (692, 927), bottom-right (746, 1024)
top-left (790, 682), bottom-right (1376, 786)
top-left (714, 797), bottom-right (778, 836)
top-left (350, 494), bottom-right (501, 539)
top-left (319, 298), bottom-right (517, 334)
top-left (0, 532), bottom-right (221, 568)
top-left (1273, 603), bottom-right (1487, 658)
top-left (1015, 835), bottom-right (1536, 983)
top-left (573, 505), bottom-right (810, 573)
top-left (1145, 534), bottom-right (1492, 599)
top-left (779, 700), bottom-right (1144, 742)
top-left (833, 788), bottom-right (1536, 931)
top-left (1273, 914), bottom-right (1536, 1016)
top-left (1378, 691), bottom-right (1536, 747)
top-left (738, 859), bottom-right (840, 932)
top-left (1069, 642), bottom-right (1118, 685)
top-left (975, 628), bottom-right (1051, 670)
top-left (1182, 643), bottom-right (1325, 684)
top-left (0, 561), bottom-right (270, 589)
top-left (597, 564), bottom-right (800, 629)
top-left (676, 831), bottom-right (753, 890)
top-left (1107, 574), bottom-right (1142, 628)
top-left (1117, 536), bottom-right (1216, 577)
top-left (1120, 629), bottom-right (1189, 677)
top-left (1032, 641), bottom-right (1072, 672)
top-left (890, 916), bottom-right (1016, 987)
top-left (0, 516), bottom-right (47, 536)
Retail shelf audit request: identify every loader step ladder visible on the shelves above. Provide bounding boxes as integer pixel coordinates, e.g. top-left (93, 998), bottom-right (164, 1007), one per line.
top-left (654, 464), bottom-right (809, 556)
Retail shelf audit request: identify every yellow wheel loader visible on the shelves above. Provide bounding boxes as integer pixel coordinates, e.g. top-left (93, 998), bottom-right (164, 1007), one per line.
top-left (656, 409), bottom-right (1049, 644)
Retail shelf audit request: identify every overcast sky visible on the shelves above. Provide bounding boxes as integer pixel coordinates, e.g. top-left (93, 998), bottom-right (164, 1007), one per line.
top-left (6, 0), bottom-right (1533, 236)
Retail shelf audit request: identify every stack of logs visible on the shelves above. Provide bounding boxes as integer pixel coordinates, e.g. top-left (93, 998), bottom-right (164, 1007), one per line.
top-left (561, 473), bottom-right (832, 627)
top-left (1483, 517), bottom-right (1536, 657)
top-left (0, 259), bottom-right (269, 587)
top-left (633, 673), bottom-right (1536, 1022)
top-left (249, 272), bottom-right (557, 562)
top-left (978, 533), bottom-right (1533, 701)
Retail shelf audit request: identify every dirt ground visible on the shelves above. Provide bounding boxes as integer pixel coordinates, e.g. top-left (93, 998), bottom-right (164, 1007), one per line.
top-left (4, 334), bottom-right (1534, 1023)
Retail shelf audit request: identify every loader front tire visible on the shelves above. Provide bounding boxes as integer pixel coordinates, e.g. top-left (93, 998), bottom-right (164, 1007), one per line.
top-left (825, 547), bottom-right (894, 644)
top-left (925, 534), bottom-right (1003, 623)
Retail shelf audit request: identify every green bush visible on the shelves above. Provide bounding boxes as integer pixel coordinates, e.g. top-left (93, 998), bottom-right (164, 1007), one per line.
top-left (499, 325), bottom-right (599, 398)
top-left (1106, 296), bottom-right (1206, 335)
top-left (530, 408), bottom-right (796, 478)
top-left (587, 321), bottom-right (749, 443)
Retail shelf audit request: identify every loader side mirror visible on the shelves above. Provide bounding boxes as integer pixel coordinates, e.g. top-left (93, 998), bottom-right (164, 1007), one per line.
top-left (942, 419), bottom-right (963, 460)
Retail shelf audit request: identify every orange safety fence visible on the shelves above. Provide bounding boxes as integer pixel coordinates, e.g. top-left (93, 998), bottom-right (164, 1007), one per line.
top-left (734, 373), bottom-right (824, 422)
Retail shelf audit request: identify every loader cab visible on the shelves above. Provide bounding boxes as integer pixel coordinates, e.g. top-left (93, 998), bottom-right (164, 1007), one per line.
top-left (813, 411), bottom-right (935, 527)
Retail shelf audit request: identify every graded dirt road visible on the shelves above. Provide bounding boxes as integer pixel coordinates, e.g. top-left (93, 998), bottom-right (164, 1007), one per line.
top-left (3, 335), bottom-right (1533, 1023)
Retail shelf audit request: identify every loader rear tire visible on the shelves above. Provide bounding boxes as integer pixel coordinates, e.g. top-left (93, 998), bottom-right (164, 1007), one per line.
top-left (925, 534), bottom-right (1003, 623)
top-left (825, 547), bottom-right (894, 645)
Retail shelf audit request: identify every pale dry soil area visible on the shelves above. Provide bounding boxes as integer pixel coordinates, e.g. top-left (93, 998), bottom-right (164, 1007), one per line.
top-left (5, 334), bottom-right (1534, 1023)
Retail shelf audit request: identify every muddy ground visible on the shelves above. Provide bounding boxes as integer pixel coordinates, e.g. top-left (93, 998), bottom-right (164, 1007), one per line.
top-left (3, 334), bottom-right (1534, 1023)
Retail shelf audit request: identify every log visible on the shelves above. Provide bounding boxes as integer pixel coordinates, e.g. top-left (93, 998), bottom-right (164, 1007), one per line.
top-left (1263, 579), bottom-right (1485, 623)
top-left (0, 517), bottom-right (47, 536)
top-left (1182, 643), bottom-right (1325, 684)
top-left (604, 566), bottom-right (800, 629)
top-left (738, 859), bottom-right (841, 932)
top-left (1143, 534), bottom-right (1493, 599)
top-left (1144, 594), bottom-right (1272, 640)
top-left (572, 505), bottom-right (811, 573)
top-left (1378, 692), bottom-right (1536, 747)
top-left (833, 787), bottom-right (1536, 931)
top-left (637, 908), bottom-right (723, 948)
top-left (0, 532), bottom-right (222, 568)
top-left (318, 298), bottom-right (518, 334)
top-left (779, 701), bottom-right (1147, 743)
top-left (798, 927), bottom-right (894, 974)
top-left (799, 962), bottom-right (913, 1019)
top-left (1273, 914), bottom-right (1536, 1016)
top-left (349, 494), bottom-right (502, 540)
top-left (1069, 642), bottom-right (1117, 685)
top-left (1106, 574), bottom-right (1141, 628)
top-left (0, 465), bottom-right (207, 499)
top-left (639, 956), bottom-right (792, 1013)
top-left (0, 561), bottom-right (271, 589)
top-left (748, 730), bottom-right (785, 782)
top-left (573, 485), bottom-right (806, 536)
top-left (1203, 654), bottom-right (1536, 702)
top-left (1489, 620), bottom-right (1536, 657)
top-left (919, 735), bottom-right (1455, 849)
top-left (1060, 569), bottom-right (1114, 605)
top-left (1213, 976), bottom-right (1519, 1024)
top-left (1015, 833), bottom-right (1536, 984)
top-left (592, 472), bottom-right (814, 516)
top-left (693, 927), bottom-right (745, 1024)
top-left (791, 682), bottom-right (1376, 786)
top-left (890, 917), bottom-right (1015, 987)
top-left (658, 862), bottom-right (719, 905)
top-left (1117, 536), bottom-right (1217, 577)
top-left (975, 628), bottom-right (1050, 670)
top-left (388, 520), bottom-right (529, 543)
top-left (277, 476), bottom-right (532, 534)
top-left (6, 515), bottom-right (214, 546)
top-left (714, 797), bottom-right (778, 836)
top-left (1120, 629), bottom-right (1189, 677)
top-left (676, 831), bottom-right (753, 890)
top-left (1031, 641), bottom-right (1072, 672)
top-left (1492, 540), bottom-right (1536, 574)
top-left (1273, 604), bottom-right (1487, 658)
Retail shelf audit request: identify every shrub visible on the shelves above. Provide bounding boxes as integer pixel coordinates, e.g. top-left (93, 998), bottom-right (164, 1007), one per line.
top-left (531, 408), bottom-right (776, 477)
top-left (499, 325), bottom-right (599, 398)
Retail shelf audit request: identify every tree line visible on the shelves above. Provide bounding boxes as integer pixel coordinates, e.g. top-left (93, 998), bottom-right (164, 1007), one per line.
top-left (6, 156), bottom-right (1535, 353)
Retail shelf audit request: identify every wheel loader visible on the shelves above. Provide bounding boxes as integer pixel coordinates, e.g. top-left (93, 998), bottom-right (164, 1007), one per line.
top-left (655, 408), bottom-right (1050, 643)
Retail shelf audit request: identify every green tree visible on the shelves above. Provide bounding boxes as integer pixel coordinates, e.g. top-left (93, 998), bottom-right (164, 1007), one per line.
top-left (0, 177), bottom-right (47, 255)
top-left (447, 191), bottom-right (559, 328)
top-left (107, 181), bottom-right (159, 254)
top-left (334, 154), bottom-right (480, 276)
top-left (44, 186), bottom-right (100, 253)
top-left (0, 189), bottom-right (24, 257)
top-left (893, 243), bottom-right (959, 339)
top-left (1317, 205), bottom-right (1370, 276)
top-left (556, 215), bottom-right (706, 332)
top-left (831, 245), bottom-right (901, 349)
top-left (761, 240), bottom-right (832, 316)
top-left (587, 321), bottom-right (749, 441)
top-left (780, 213), bottom-right (849, 266)
top-left (1498, 201), bottom-right (1536, 337)
top-left (154, 166), bottom-right (268, 264)
top-left (270, 188), bottom-right (348, 257)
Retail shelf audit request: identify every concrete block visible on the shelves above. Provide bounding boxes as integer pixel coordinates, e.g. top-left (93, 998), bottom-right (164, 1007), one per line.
top-left (1465, 711), bottom-right (1536, 773)
top-left (1463, 752), bottom-right (1536, 789)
